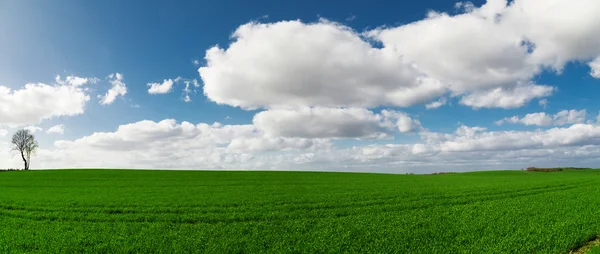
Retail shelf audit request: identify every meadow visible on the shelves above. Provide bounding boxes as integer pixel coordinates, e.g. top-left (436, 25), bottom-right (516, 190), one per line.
top-left (1, 169), bottom-right (600, 253)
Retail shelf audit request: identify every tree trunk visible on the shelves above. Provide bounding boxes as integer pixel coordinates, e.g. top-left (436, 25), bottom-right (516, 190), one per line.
top-left (20, 151), bottom-right (28, 170)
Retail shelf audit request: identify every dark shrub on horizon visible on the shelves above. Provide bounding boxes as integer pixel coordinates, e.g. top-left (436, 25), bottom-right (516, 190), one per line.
top-left (0, 168), bottom-right (20, 172)
top-left (526, 167), bottom-right (592, 172)
top-left (430, 172), bottom-right (457, 175)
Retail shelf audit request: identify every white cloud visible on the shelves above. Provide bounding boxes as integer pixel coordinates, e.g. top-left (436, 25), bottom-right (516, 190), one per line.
top-left (9, 119), bottom-right (331, 170)
top-left (65, 76), bottom-right (90, 86)
top-left (226, 137), bottom-right (331, 153)
top-left (459, 82), bottom-right (554, 109)
top-left (4, 119), bottom-right (599, 173)
top-left (52, 119), bottom-right (329, 155)
top-left (434, 123), bottom-right (600, 153)
top-left (0, 129), bottom-right (7, 137)
top-left (520, 112), bottom-right (553, 126)
top-left (253, 108), bottom-right (417, 139)
top-left (538, 98), bottom-right (548, 109)
top-left (590, 56), bottom-right (600, 78)
top-left (503, 0), bottom-right (600, 71)
top-left (182, 79), bottom-right (199, 102)
top-left (24, 126), bottom-right (43, 133)
top-left (0, 76), bottom-right (91, 127)
top-left (46, 124), bottom-right (65, 135)
top-left (425, 97), bottom-right (447, 109)
top-left (495, 117), bottom-right (517, 126)
top-left (55, 75), bottom-right (98, 87)
top-left (147, 77), bottom-right (182, 94)
top-left (343, 123), bottom-right (600, 172)
top-left (200, 19), bottom-right (446, 110)
top-left (368, 1), bottom-right (537, 92)
top-left (496, 113), bottom-right (552, 126)
top-left (553, 109), bottom-right (587, 126)
top-left (380, 110), bottom-right (422, 133)
top-left (497, 109), bottom-right (587, 126)
top-left (200, 0), bottom-right (600, 111)
top-left (147, 77), bottom-right (199, 102)
top-left (99, 73), bottom-right (127, 105)
top-left (454, 2), bottom-right (475, 13)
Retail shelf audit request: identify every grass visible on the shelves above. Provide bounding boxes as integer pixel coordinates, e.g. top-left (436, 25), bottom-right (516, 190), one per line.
top-left (588, 246), bottom-right (600, 254)
top-left (1, 169), bottom-right (600, 253)
top-left (571, 237), bottom-right (600, 254)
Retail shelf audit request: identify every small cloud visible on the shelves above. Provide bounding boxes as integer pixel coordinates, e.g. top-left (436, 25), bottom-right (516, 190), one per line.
top-left (148, 79), bottom-right (176, 94)
top-left (496, 109), bottom-right (586, 126)
top-left (193, 59), bottom-right (200, 65)
top-left (345, 15), bottom-right (356, 22)
top-left (182, 79), bottom-right (200, 102)
top-left (99, 73), bottom-right (127, 105)
top-left (225, 116), bottom-right (232, 120)
top-left (148, 77), bottom-right (200, 101)
top-left (455, 1), bottom-right (475, 13)
top-left (131, 104), bottom-right (140, 108)
top-left (24, 126), bottom-right (43, 133)
top-left (426, 97), bottom-right (447, 109)
top-left (46, 124), bottom-right (65, 135)
top-left (253, 14), bottom-right (269, 21)
top-left (54, 74), bottom-right (97, 87)
top-left (88, 77), bottom-right (100, 84)
top-left (589, 57), bottom-right (600, 78)
top-left (539, 99), bottom-right (548, 109)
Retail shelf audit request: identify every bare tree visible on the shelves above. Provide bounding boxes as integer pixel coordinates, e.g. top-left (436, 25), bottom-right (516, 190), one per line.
top-left (11, 129), bottom-right (38, 170)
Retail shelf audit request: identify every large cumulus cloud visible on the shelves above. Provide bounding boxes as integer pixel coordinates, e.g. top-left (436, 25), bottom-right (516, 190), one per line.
top-left (0, 75), bottom-right (94, 127)
top-left (199, 0), bottom-right (600, 110)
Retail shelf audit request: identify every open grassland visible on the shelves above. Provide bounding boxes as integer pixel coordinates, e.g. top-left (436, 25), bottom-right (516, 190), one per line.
top-left (1, 169), bottom-right (600, 253)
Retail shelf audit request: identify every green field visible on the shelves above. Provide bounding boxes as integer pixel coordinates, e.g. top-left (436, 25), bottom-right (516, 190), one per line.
top-left (1, 169), bottom-right (600, 253)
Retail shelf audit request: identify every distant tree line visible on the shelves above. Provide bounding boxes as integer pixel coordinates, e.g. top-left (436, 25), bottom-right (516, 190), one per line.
top-left (526, 167), bottom-right (592, 172)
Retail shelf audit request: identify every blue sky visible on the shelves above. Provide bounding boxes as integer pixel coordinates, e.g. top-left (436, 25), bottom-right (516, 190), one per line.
top-left (1, 0), bottom-right (600, 173)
